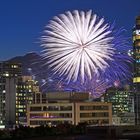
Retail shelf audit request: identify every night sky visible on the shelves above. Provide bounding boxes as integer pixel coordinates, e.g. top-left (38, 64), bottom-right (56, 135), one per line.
top-left (0, 0), bottom-right (140, 60)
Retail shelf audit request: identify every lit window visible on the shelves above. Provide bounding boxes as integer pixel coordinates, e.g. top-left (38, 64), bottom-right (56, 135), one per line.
top-left (136, 30), bottom-right (140, 35)
top-left (14, 65), bottom-right (18, 68)
top-left (5, 73), bottom-right (9, 77)
top-left (29, 89), bottom-right (32, 92)
top-left (19, 109), bottom-right (23, 112)
top-left (2, 90), bottom-right (6, 93)
top-left (2, 100), bottom-right (5, 103)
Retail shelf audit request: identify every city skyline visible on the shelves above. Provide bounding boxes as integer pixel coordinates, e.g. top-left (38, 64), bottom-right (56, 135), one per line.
top-left (0, 0), bottom-right (140, 60)
top-left (0, 3), bottom-right (140, 134)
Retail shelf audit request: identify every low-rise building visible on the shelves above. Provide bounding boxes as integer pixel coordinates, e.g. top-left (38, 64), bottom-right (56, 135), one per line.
top-left (27, 92), bottom-right (112, 127)
top-left (75, 102), bottom-right (112, 125)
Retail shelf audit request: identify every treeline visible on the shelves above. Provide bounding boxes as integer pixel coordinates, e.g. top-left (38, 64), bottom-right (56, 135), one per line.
top-left (0, 123), bottom-right (87, 140)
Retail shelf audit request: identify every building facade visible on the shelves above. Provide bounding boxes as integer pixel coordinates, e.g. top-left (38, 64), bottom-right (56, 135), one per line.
top-left (75, 102), bottom-right (112, 125)
top-left (0, 62), bottom-right (22, 128)
top-left (16, 76), bottom-right (39, 125)
top-left (102, 87), bottom-right (135, 125)
top-left (133, 16), bottom-right (140, 125)
top-left (27, 92), bottom-right (112, 127)
top-left (0, 62), bottom-right (40, 128)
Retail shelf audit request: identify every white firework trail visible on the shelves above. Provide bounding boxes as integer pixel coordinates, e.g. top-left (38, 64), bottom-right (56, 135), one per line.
top-left (41, 10), bottom-right (115, 82)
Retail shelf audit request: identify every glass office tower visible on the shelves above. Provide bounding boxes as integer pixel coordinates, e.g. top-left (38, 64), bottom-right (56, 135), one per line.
top-left (133, 16), bottom-right (140, 125)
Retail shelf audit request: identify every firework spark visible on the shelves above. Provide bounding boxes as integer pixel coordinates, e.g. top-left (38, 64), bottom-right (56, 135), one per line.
top-left (41, 10), bottom-right (115, 82)
top-left (40, 10), bottom-right (132, 97)
top-left (64, 76), bottom-right (111, 98)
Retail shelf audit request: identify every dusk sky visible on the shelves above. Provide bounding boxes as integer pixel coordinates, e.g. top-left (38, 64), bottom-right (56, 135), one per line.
top-left (0, 0), bottom-right (140, 60)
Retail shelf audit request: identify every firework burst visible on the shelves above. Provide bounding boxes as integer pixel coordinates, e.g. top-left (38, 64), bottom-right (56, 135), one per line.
top-left (41, 10), bottom-right (116, 82)
top-left (40, 10), bottom-right (132, 97)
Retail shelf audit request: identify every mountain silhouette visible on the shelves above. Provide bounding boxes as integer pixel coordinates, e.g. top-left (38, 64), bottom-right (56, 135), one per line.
top-left (7, 52), bottom-right (59, 93)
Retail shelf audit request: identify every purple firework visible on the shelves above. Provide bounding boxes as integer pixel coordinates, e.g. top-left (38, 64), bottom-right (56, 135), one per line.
top-left (40, 10), bottom-right (132, 97)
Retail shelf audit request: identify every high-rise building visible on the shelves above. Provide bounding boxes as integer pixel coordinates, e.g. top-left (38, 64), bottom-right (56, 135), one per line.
top-left (102, 87), bottom-right (135, 125)
top-left (103, 88), bottom-right (134, 114)
top-left (133, 15), bottom-right (140, 125)
top-left (0, 62), bottom-right (21, 128)
top-left (16, 76), bottom-right (39, 125)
